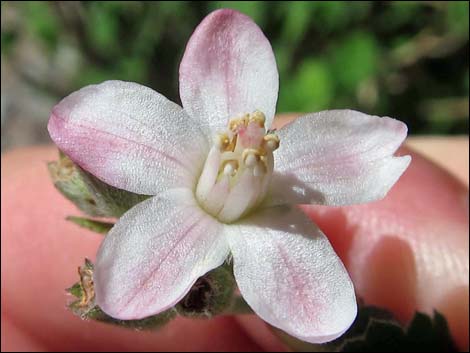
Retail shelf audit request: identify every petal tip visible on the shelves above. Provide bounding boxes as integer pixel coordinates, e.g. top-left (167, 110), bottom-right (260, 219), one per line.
top-left (203, 8), bottom-right (253, 23)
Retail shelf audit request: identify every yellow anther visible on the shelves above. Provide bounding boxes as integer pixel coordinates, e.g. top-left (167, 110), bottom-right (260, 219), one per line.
top-left (229, 114), bottom-right (249, 132)
top-left (214, 133), bottom-right (230, 151)
top-left (249, 110), bottom-right (266, 127)
top-left (222, 160), bottom-right (238, 176)
top-left (263, 134), bottom-right (280, 151)
top-left (242, 148), bottom-right (261, 167)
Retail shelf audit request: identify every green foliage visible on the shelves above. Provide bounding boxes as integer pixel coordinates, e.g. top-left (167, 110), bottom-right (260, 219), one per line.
top-left (447, 1), bottom-right (469, 36)
top-left (3, 1), bottom-right (468, 135)
top-left (279, 59), bottom-right (333, 112)
top-left (21, 1), bottom-right (60, 49)
top-left (331, 31), bottom-right (379, 93)
top-left (279, 1), bottom-right (315, 45)
top-left (85, 2), bottom-right (120, 57)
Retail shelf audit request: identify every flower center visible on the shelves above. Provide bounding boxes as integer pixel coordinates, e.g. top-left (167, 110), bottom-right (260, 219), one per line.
top-left (196, 111), bottom-right (279, 223)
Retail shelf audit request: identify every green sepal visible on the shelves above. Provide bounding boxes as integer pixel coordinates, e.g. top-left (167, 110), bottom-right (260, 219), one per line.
top-left (66, 216), bottom-right (114, 234)
top-left (48, 157), bottom-right (103, 217)
top-left (69, 302), bottom-right (176, 330)
top-left (273, 304), bottom-right (457, 352)
top-left (79, 168), bottom-right (151, 217)
top-left (66, 282), bottom-right (83, 298)
top-left (176, 264), bottom-right (236, 318)
top-left (48, 150), bottom-right (150, 218)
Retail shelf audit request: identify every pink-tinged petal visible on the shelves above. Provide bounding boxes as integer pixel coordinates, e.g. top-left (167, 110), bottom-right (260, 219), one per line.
top-left (94, 188), bottom-right (229, 320)
top-left (226, 205), bottom-right (357, 343)
top-left (48, 80), bottom-right (209, 195)
top-left (179, 9), bottom-right (278, 133)
top-left (272, 110), bottom-right (411, 206)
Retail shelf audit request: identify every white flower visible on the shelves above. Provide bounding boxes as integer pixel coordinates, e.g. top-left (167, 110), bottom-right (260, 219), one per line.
top-left (48, 9), bottom-right (411, 343)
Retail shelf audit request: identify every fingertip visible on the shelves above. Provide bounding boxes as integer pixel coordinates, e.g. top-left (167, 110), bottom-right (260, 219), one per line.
top-left (304, 147), bottom-right (468, 350)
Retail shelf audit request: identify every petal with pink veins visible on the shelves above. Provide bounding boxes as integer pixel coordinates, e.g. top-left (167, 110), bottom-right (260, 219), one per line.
top-left (271, 110), bottom-right (411, 206)
top-left (179, 9), bottom-right (278, 134)
top-left (226, 205), bottom-right (357, 344)
top-left (48, 80), bottom-right (209, 195)
top-left (94, 188), bottom-right (230, 320)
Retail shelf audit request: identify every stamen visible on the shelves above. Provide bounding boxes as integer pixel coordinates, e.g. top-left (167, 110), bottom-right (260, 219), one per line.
top-left (196, 110), bottom-right (279, 223)
top-left (217, 168), bottom-right (260, 223)
top-left (249, 110), bottom-right (266, 127)
top-left (201, 176), bottom-right (230, 216)
top-left (244, 154), bottom-right (257, 168)
top-left (214, 133), bottom-right (230, 151)
top-left (263, 134), bottom-right (280, 152)
top-left (229, 114), bottom-right (249, 132)
top-left (196, 146), bottom-right (221, 202)
top-left (242, 149), bottom-right (260, 168)
top-left (222, 160), bottom-right (238, 176)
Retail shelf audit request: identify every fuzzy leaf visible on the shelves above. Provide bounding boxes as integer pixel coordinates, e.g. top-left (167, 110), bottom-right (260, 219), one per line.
top-left (48, 150), bottom-right (150, 218)
top-left (66, 216), bottom-right (114, 234)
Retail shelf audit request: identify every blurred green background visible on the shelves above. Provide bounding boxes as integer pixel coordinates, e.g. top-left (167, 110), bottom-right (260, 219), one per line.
top-left (1, 1), bottom-right (468, 151)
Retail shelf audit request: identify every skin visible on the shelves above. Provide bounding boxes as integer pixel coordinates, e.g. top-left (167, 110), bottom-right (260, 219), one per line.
top-left (1, 114), bottom-right (468, 351)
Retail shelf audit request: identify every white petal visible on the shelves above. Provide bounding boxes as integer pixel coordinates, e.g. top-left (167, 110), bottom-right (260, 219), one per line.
top-left (179, 9), bottom-right (279, 134)
top-left (94, 188), bottom-right (229, 320)
top-left (226, 205), bottom-right (357, 343)
top-left (48, 80), bottom-right (209, 195)
top-left (273, 110), bottom-right (411, 206)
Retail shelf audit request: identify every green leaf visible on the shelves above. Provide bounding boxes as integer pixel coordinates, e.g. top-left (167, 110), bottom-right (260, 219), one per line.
top-left (66, 216), bottom-right (114, 234)
top-left (273, 304), bottom-right (457, 352)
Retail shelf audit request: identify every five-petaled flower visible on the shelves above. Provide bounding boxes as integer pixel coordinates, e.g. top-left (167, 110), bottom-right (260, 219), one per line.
top-left (48, 9), bottom-right (411, 343)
